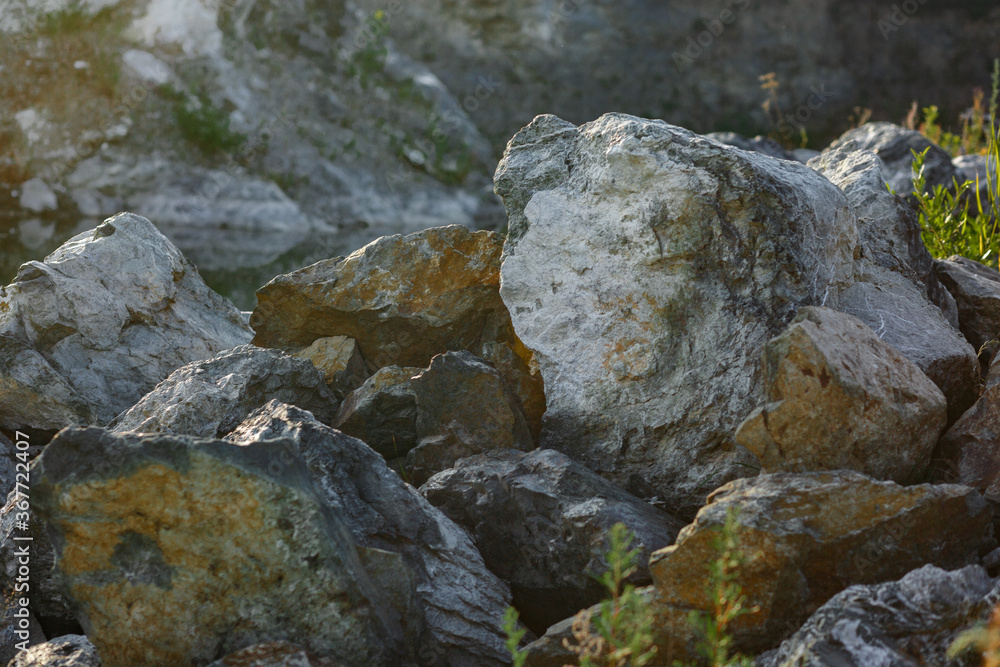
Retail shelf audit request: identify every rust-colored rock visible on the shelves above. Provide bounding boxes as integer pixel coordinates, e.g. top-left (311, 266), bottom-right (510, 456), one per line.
top-left (293, 335), bottom-right (370, 399)
top-left (31, 427), bottom-right (421, 667)
top-left (735, 307), bottom-right (947, 483)
top-left (524, 471), bottom-right (993, 665)
top-left (250, 225), bottom-right (544, 438)
top-left (647, 471), bottom-right (993, 660)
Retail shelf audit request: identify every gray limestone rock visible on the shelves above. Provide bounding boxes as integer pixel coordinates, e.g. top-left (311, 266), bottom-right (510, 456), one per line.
top-left (764, 565), bottom-right (1000, 667)
top-left (110, 344), bottom-right (338, 438)
top-left (809, 148), bottom-right (979, 422)
top-left (421, 448), bottom-right (685, 634)
top-left (825, 122), bottom-right (957, 196)
top-left (496, 113), bottom-right (858, 516)
top-left (935, 255), bottom-right (1000, 366)
top-left (0, 213), bottom-right (253, 430)
top-left (228, 401), bottom-right (512, 667)
top-left (30, 426), bottom-right (421, 666)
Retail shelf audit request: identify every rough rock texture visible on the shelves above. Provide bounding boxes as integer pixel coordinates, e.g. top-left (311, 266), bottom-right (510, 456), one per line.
top-left (7, 635), bottom-right (101, 667)
top-left (407, 351), bottom-right (533, 486)
top-left (208, 641), bottom-right (344, 667)
top-left (809, 148), bottom-right (979, 421)
top-left (825, 123), bottom-right (958, 195)
top-left (250, 225), bottom-right (545, 439)
top-left (109, 344), bottom-right (338, 438)
top-left (523, 472), bottom-right (995, 664)
top-left (0, 491), bottom-right (78, 640)
top-left (0, 606), bottom-right (46, 667)
top-left (293, 336), bottom-right (369, 399)
top-left (421, 448), bottom-right (685, 634)
top-left (31, 427), bottom-right (421, 667)
top-left (496, 113), bottom-right (858, 516)
top-left (0, 430), bottom-right (16, 500)
top-left (704, 132), bottom-right (796, 161)
top-left (762, 564), bottom-right (1000, 667)
top-left (333, 366), bottom-right (423, 462)
top-left (735, 307), bottom-right (947, 482)
top-left (0, 213), bottom-right (253, 430)
top-left (935, 255), bottom-right (1000, 366)
top-left (647, 471), bottom-right (994, 660)
top-left (935, 354), bottom-right (1000, 501)
top-left (228, 401), bottom-right (512, 667)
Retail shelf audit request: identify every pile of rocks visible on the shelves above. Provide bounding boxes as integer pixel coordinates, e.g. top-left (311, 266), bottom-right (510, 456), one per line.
top-left (4, 117), bottom-right (1000, 666)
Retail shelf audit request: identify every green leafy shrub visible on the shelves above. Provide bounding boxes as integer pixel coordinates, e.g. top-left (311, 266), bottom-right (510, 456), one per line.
top-left (679, 507), bottom-right (759, 667)
top-left (912, 59), bottom-right (1000, 268)
top-left (162, 86), bottom-right (246, 156)
top-left (561, 522), bottom-right (658, 667)
top-left (349, 9), bottom-right (391, 88)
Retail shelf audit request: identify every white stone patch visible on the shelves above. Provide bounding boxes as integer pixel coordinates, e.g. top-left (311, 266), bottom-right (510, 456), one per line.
top-left (19, 178), bottom-right (58, 212)
top-left (122, 49), bottom-right (174, 85)
top-left (129, 0), bottom-right (222, 58)
top-left (14, 108), bottom-right (49, 145)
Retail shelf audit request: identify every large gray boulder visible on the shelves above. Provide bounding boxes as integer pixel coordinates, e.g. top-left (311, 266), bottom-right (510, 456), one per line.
top-left (228, 401), bottom-right (512, 667)
top-left (421, 448), bottom-right (684, 634)
top-left (763, 564), bottom-right (1000, 667)
top-left (31, 426), bottom-right (422, 666)
top-left (825, 122), bottom-right (957, 196)
top-left (0, 213), bottom-right (253, 430)
top-left (495, 113), bottom-right (857, 515)
top-left (735, 306), bottom-right (947, 482)
top-left (809, 148), bottom-right (979, 421)
top-left (109, 344), bottom-right (339, 438)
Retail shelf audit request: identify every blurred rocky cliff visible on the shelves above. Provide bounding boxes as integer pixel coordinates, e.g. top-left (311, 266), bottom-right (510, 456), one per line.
top-left (2, 0), bottom-right (998, 307)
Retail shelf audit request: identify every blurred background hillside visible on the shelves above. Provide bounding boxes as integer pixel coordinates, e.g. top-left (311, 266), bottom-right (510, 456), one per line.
top-left (2, 0), bottom-right (999, 308)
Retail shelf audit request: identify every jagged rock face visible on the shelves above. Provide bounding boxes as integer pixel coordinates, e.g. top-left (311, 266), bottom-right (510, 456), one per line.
top-left (935, 255), bottom-right (1000, 367)
top-left (0, 431), bottom-right (16, 501)
top-left (808, 148), bottom-right (978, 422)
top-left (31, 427), bottom-right (421, 667)
top-left (407, 350), bottom-right (533, 486)
top-left (496, 113), bottom-right (858, 516)
top-left (646, 472), bottom-right (994, 660)
top-left (334, 365), bottom-right (423, 462)
top-left (207, 641), bottom-right (342, 667)
top-left (825, 122), bottom-right (958, 195)
top-left (935, 354), bottom-right (1000, 501)
top-left (251, 225), bottom-right (545, 439)
top-left (735, 307), bottom-right (947, 482)
top-left (0, 492), bottom-right (78, 641)
top-left (421, 448), bottom-right (685, 634)
top-left (109, 344), bottom-right (339, 438)
top-left (228, 401), bottom-right (512, 667)
top-left (762, 564), bottom-right (1000, 667)
top-left (293, 335), bottom-right (370, 399)
top-left (6, 634), bottom-right (100, 667)
top-left (0, 213), bottom-right (253, 430)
